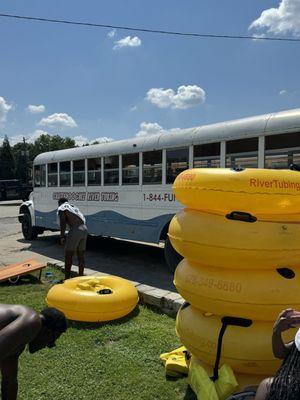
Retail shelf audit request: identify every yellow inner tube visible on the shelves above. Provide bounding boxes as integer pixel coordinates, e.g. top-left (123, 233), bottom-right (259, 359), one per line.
top-left (173, 168), bottom-right (300, 218)
top-left (174, 259), bottom-right (300, 321)
top-left (190, 357), bottom-right (265, 392)
top-left (46, 276), bottom-right (139, 322)
top-left (168, 209), bottom-right (300, 269)
top-left (176, 304), bottom-right (295, 375)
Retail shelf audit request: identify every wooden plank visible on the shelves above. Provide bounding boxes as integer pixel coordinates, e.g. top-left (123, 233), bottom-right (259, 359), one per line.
top-left (0, 259), bottom-right (45, 282)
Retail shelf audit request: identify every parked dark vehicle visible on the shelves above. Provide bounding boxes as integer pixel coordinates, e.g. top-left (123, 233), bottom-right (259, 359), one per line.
top-left (0, 180), bottom-right (32, 201)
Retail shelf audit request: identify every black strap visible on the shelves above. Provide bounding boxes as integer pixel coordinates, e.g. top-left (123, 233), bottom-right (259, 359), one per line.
top-left (231, 167), bottom-right (245, 172)
top-left (226, 211), bottom-right (257, 223)
top-left (290, 163), bottom-right (300, 172)
top-left (97, 289), bottom-right (112, 295)
top-left (211, 316), bottom-right (252, 382)
top-left (211, 321), bottom-right (227, 381)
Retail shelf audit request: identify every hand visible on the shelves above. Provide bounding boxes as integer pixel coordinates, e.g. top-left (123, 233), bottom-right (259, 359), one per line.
top-left (60, 237), bottom-right (65, 246)
top-left (273, 309), bottom-right (300, 334)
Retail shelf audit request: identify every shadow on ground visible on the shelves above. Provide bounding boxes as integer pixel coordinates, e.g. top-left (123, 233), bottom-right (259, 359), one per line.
top-left (183, 386), bottom-right (197, 400)
top-left (0, 274), bottom-right (41, 287)
top-left (69, 307), bottom-right (141, 331)
top-left (18, 233), bottom-right (175, 291)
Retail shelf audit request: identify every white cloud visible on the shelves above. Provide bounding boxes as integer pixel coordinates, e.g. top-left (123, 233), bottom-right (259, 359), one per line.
top-left (136, 122), bottom-right (164, 137)
top-left (107, 29), bottom-right (116, 39)
top-left (279, 89), bottom-right (288, 95)
top-left (73, 135), bottom-right (88, 146)
top-left (146, 85), bottom-right (206, 109)
top-left (74, 135), bottom-right (114, 146)
top-left (249, 0), bottom-right (300, 37)
top-left (92, 136), bottom-right (114, 144)
top-left (7, 129), bottom-right (51, 146)
top-left (27, 104), bottom-right (45, 114)
top-left (38, 113), bottom-right (77, 128)
top-left (135, 122), bottom-right (182, 138)
top-left (113, 36), bottom-right (142, 50)
top-left (130, 106), bottom-right (138, 111)
top-left (0, 96), bottom-right (12, 126)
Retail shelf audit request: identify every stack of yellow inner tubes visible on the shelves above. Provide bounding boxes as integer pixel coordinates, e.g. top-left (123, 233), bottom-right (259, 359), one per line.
top-left (169, 167), bottom-right (300, 377)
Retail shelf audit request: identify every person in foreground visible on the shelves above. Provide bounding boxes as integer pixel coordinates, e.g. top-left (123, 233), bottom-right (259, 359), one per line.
top-left (255, 308), bottom-right (300, 400)
top-left (57, 197), bottom-right (88, 280)
top-left (0, 303), bottom-right (67, 400)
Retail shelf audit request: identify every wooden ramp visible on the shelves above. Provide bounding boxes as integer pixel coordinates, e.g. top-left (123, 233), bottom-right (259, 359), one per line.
top-left (0, 259), bottom-right (45, 283)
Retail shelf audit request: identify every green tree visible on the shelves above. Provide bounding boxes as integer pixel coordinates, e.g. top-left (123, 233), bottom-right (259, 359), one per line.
top-left (31, 134), bottom-right (76, 158)
top-left (3, 134), bottom-right (76, 183)
top-left (12, 141), bottom-right (35, 184)
top-left (0, 135), bottom-right (15, 179)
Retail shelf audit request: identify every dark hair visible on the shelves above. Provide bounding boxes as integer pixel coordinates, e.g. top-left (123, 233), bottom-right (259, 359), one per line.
top-left (58, 198), bottom-right (68, 206)
top-left (41, 307), bottom-right (67, 333)
top-left (266, 344), bottom-right (300, 400)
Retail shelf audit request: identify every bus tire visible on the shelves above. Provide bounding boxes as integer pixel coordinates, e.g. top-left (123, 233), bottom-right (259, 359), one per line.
top-left (164, 237), bottom-right (183, 273)
top-left (22, 210), bottom-right (38, 240)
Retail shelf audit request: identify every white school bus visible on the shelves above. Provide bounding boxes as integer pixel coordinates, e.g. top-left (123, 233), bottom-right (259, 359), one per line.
top-left (19, 108), bottom-right (300, 270)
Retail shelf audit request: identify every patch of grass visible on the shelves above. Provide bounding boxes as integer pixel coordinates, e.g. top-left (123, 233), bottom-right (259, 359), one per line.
top-left (0, 267), bottom-right (195, 400)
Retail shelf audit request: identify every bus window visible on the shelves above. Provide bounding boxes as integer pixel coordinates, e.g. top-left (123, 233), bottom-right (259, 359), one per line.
top-left (143, 150), bottom-right (162, 184)
top-left (293, 152), bottom-right (300, 165)
top-left (60, 161), bottom-right (71, 186)
top-left (48, 163), bottom-right (58, 187)
top-left (122, 153), bottom-right (139, 185)
top-left (265, 132), bottom-right (300, 169)
top-left (194, 143), bottom-right (220, 168)
top-left (88, 158), bottom-right (101, 186)
top-left (73, 160), bottom-right (85, 186)
top-left (34, 165), bottom-right (46, 187)
top-left (226, 138), bottom-right (258, 168)
top-left (166, 148), bottom-right (189, 184)
top-left (104, 155), bottom-right (119, 185)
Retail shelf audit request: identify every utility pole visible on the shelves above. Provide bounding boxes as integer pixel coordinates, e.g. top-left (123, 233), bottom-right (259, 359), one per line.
top-left (21, 137), bottom-right (29, 184)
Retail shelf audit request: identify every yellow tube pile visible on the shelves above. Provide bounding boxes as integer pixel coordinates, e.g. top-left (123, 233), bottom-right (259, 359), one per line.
top-left (170, 167), bottom-right (300, 375)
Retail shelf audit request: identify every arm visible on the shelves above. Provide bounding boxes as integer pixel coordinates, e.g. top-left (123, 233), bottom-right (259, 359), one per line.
top-left (59, 210), bottom-right (67, 240)
top-left (272, 308), bottom-right (300, 359)
top-left (272, 330), bottom-right (293, 359)
top-left (1, 357), bottom-right (19, 400)
top-left (0, 306), bottom-right (41, 362)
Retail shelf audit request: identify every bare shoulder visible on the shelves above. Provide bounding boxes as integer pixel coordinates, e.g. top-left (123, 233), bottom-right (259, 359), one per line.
top-left (5, 304), bottom-right (41, 330)
top-left (15, 305), bottom-right (41, 324)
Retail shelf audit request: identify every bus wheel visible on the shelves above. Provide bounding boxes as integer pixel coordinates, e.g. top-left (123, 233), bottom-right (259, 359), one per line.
top-left (164, 237), bottom-right (183, 273)
top-left (22, 210), bottom-right (38, 240)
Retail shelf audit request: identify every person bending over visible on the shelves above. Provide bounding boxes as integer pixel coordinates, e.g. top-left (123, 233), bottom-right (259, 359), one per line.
top-left (57, 197), bottom-right (88, 280)
top-left (255, 308), bottom-right (300, 400)
top-left (0, 303), bottom-right (67, 400)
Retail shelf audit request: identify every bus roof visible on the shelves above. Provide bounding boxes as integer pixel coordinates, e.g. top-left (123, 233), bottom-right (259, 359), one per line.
top-left (34, 108), bottom-right (300, 165)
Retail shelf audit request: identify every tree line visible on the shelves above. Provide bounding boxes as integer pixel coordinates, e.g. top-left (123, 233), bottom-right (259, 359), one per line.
top-left (0, 134), bottom-right (76, 183)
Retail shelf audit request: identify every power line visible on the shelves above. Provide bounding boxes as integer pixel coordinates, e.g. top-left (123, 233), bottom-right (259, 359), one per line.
top-left (0, 12), bottom-right (300, 43)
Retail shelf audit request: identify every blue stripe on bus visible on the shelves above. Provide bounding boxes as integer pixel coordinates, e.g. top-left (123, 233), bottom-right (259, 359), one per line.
top-left (35, 210), bottom-right (175, 243)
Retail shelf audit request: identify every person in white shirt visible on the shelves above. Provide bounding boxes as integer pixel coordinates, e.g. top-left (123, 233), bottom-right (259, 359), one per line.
top-left (57, 198), bottom-right (88, 280)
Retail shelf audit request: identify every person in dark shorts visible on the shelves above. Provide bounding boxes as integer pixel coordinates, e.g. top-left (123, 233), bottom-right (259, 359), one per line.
top-left (57, 198), bottom-right (88, 280)
top-left (0, 304), bottom-right (67, 400)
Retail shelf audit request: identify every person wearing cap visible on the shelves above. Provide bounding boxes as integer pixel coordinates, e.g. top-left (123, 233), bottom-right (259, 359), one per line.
top-left (0, 303), bottom-right (67, 400)
top-left (255, 308), bottom-right (300, 400)
top-left (57, 198), bottom-right (88, 280)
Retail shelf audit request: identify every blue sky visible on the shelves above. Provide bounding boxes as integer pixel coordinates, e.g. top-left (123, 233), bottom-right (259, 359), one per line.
top-left (0, 0), bottom-right (299, 145)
